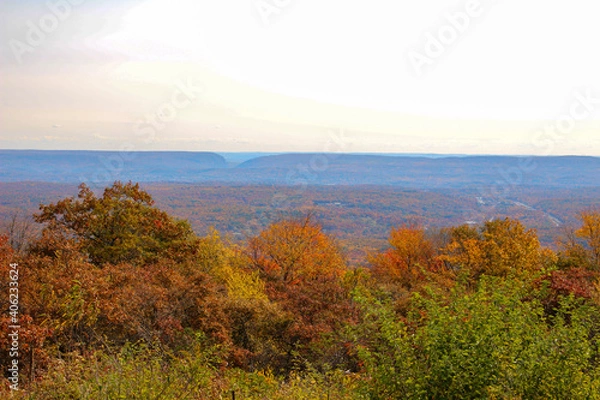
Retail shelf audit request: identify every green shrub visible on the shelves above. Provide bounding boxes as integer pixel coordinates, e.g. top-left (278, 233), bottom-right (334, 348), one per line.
top-left (356, 277), bottom-right (600, 399)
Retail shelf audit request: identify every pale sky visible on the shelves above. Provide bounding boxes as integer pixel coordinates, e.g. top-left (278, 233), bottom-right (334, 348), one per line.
top-left (1, 0), bottom-right (599, 155)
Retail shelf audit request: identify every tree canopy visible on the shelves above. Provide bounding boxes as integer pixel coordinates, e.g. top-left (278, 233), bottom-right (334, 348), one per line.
top-left (34, 182), bottom-right (198, 266)
top-left (3, 183), bottom-right (600, 399)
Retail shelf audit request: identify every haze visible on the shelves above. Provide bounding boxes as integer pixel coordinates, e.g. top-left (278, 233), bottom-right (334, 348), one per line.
top-left (1, 0), bottom-right (599, 155)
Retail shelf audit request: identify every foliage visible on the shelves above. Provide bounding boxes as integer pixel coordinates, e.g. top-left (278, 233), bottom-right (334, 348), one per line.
top-left (560, 210), bottom-right (600, 271)
top-left (4, 182), bottom-right (600, 399)
top-left (245, 216), bottom-right (359, 373)
top-left (355, 278), bottom-right (600, 399)
top-left (1, 343), bottom-right (367, 400)
top-left (441, 218), bottom-right (544, 281)
top-left (369, 224), bottom-right (436, 287)
top-left (200, 230), bottom-right (268, 301)
top-left (248, 215), bottom-right (346, 283)
top-left (33, 182), bottom-right (198, 266)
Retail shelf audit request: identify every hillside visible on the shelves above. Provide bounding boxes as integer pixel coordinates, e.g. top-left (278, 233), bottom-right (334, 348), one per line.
top-left (0, 150), bottom-right (227, 183)
top-left (1, 151), bottom-right (598, 189)
top-left (236, 154), bottom-right (600, 188)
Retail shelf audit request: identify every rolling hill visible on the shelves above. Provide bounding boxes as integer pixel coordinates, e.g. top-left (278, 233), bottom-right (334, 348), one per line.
top-left (1, 151), bottom-right (598, 189)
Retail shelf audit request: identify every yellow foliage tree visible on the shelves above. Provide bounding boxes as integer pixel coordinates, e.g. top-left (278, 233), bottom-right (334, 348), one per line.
top-left (196, 230), bottom-right (267, 301)
top-left (576, 210), bottom-right (600, 270)
top-left (442, 218), bottom-right (543, 280)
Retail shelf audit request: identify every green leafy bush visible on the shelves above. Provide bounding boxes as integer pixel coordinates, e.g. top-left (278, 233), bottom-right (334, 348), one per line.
top-left (356, 277), bottom-right (600, 399)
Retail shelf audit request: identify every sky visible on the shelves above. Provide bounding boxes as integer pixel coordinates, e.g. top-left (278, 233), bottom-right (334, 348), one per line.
top-left (1, 0), bottom-right (599, 155)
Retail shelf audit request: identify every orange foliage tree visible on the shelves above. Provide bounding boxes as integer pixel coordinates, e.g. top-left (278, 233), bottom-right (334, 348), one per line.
top-left (248, 215), bottom-right (346, 283)
top-left (369, 224), bottom-right (438, 288)
top-left (0, 235), bottom-right (50, 385)
top-left (368, 224), bottom-right (455, 314)
top-left (247, 216), bottom-right (357, 372)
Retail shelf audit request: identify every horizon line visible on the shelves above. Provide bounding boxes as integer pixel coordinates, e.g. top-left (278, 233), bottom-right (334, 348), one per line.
top-left (1, 149), bottom-right (598, 158)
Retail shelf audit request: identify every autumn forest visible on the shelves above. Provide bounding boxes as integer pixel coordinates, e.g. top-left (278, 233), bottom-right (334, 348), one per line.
top-left (2, 181), bottom-right (600, 399)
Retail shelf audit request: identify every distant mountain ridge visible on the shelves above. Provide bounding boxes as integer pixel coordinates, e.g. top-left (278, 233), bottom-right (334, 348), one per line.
top-left (235, 154), bottom-right (600, 187)
top-left (0, 150), bottom-right (227, 183)
top-left (1, 150), bottom-right (599, 189)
